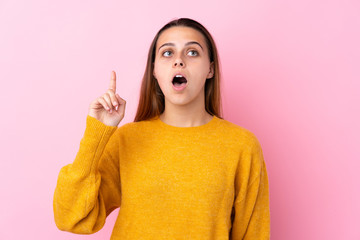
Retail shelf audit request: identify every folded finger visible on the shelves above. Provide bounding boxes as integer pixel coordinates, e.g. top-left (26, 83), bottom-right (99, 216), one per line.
top-left (97, 97), bottom-right (110, 111)
top-left (103, 93), bottom-right (114, 110)
top-left (107, 89), bottom-right (119, 108)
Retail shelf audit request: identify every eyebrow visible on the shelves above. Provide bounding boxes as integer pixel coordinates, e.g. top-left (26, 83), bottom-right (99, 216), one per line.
top-left (158, 41), bottom-right (204, 52)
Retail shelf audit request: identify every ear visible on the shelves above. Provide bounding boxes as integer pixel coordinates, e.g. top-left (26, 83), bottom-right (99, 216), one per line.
top-left (207, 62), bottom-right (214, 79)
top-left (152, 63), bottom-right (156, 79)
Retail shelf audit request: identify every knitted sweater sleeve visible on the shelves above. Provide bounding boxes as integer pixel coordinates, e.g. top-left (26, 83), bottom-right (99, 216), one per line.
top-left (53, 115), bottom-right (121, 234)
top-left (230, 135), bottom-right (271, 240)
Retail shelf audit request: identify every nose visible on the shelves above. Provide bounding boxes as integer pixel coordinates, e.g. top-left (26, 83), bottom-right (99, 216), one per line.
top-left (173, 57), bottom-right (185, 68)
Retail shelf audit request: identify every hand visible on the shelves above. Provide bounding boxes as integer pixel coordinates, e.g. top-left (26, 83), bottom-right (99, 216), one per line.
top-left (88, 71), bottom-right (126, 126)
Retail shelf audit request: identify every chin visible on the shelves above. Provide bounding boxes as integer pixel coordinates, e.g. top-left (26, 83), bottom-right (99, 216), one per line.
top-left (169, 100), bottom-right (191, 106)
top-left (165, 97), bottom-right (192, 107)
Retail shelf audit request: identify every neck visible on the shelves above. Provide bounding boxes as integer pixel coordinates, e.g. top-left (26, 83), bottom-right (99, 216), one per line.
top-left (160, 97), bottom-right (213, 127)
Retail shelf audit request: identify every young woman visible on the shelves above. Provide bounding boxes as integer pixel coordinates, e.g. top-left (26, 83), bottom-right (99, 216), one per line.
top-left (53, 18), bottom-right (270, 239)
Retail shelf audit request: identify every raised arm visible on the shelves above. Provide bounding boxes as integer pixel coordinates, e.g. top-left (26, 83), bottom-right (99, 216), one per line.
top-left (53, 71), bottom-right (126, 234)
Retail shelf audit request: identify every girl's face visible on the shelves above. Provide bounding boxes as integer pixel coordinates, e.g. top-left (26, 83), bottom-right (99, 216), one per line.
top-left (153, 26), bottom-right (214, 109)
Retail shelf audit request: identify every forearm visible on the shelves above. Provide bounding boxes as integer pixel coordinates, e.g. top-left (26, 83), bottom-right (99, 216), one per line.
top-left (53, 115), bottom-right (118, 233)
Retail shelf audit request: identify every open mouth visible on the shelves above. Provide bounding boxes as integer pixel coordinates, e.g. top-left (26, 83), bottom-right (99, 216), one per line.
top-left (172, 75), bottom-right (188, 87)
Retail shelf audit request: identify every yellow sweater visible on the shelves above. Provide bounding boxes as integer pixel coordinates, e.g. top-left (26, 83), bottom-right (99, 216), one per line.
top-left (53, 114), bottom-right (270, 239)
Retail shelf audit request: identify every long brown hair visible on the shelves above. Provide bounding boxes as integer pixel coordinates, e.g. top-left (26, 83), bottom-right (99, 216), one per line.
top-left (133, 18), bottom-right (223, 122)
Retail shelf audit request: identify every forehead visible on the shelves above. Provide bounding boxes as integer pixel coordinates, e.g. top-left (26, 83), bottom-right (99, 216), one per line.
top-left (156, 26), bottom-right (206, 49)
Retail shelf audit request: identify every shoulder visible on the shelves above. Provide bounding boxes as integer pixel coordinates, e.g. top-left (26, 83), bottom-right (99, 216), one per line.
top-left (220, 119), bottom-right (266, 178)
top-left (215, 117), bottom-right (261, 149)
top-left (119, 118), bottom-right (154, 130)
top-left (114, 118), bottom-right (155, 136)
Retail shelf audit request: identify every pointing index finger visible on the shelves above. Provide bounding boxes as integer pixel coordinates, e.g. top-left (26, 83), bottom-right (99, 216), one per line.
top-left (109, 70), bottom-right (116, 92)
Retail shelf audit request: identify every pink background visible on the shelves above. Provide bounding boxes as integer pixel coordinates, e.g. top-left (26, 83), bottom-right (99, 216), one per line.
top-left (0, 0), bottom-right (359, 239)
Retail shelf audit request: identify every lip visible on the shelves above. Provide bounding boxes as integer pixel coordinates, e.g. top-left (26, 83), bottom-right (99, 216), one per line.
top-left (173, 72), bottom-right (187, 79)
top-left (172, 81), bottom-right (187, 91)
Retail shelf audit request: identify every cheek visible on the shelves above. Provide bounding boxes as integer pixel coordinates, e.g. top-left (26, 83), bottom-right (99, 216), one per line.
top-left (153, 61), bottom-right (165, 78)
top-left (157, 79), bottom-right (166, 89)
top-left (193, 66), bottom-right (210, 82)
top-left (154, 72), bottom-right (168, 90)
top-left (154, 63), bottom-right (170, 82)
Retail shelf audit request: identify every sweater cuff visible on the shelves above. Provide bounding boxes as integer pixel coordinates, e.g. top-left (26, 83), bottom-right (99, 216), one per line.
top-left (84, 115), bottom-right (118, 140)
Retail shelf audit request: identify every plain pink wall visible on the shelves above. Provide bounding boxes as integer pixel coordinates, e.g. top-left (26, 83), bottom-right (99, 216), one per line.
top-left (0, 0), bottom-right (359, 239)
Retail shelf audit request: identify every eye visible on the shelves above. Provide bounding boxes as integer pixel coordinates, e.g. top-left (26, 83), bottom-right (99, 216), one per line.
top-left (188, 50), bottom-right (198, 56)
top-left (162, 50), bottom-right (172, 57)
